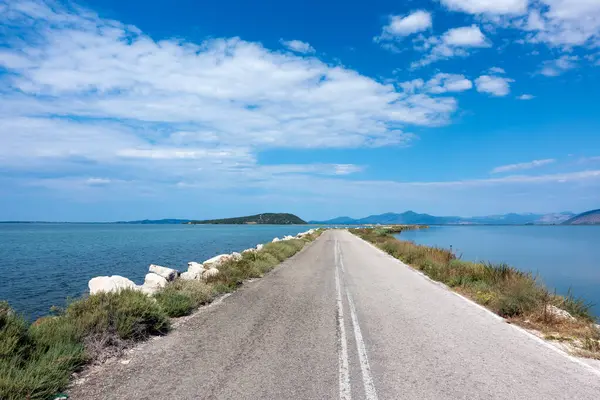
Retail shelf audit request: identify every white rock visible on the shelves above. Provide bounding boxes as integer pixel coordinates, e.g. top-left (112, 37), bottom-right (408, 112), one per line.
top-left (180, 271), bottom-right (198, 281)
top-left (202, 267), bottom-right (219, 280)
top-left (203, 254), bottom-right (231, 267)
top-left (283, 235), bottom-right (294, 240)
top-left (187, 262), bottom-right (205, 276)
top-left (242, 248), bottom-right (255, 254)
top-left (545, 305), bottom-right (576, 321)
top-left (143, 272), bottom-right (168, 290)
top-left (256, 244), bottom-right (264, 251)
top-left (139, 285), bottom-right (158, 296)
top-left (272, 237), bottom-right (281, 243)
top-left (88, 275), bottom-right (137, 295)
top-left (149, 264), bottom-right (178, 281)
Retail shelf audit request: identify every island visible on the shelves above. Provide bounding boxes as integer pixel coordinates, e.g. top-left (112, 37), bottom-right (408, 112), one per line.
top-left (189, 213), bottom-right (307, 225)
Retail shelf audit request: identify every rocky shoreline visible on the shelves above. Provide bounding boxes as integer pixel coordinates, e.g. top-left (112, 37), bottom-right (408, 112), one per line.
top-left (87, 229), bottom-right (318, 297)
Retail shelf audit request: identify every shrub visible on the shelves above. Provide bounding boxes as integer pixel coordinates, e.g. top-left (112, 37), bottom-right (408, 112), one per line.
top-left (155, 291), bottom-right (194, 318)
top-left (555, 289), bottom-right (595, 321)
top-left (0, 301), bottom-right (30, 360)
top-left (65, 289), bottom-right (170, 343)
top-left (0, 306), bottom-right (85, 400)
top-left (168, 280), bottom-right (213, 308)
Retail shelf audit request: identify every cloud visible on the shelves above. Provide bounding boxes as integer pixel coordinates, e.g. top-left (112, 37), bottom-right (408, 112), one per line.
top-left (539, 55), bottom-right (578, 76)
top-left (489, 67), bottom-right (506, 74)
top-left (85, 178), bottom-right (112, 186)
top-left (333, 164), bottom-right (364, 175)
top-left (525, 1), bottom-right (600, 47)
top-left (412, 25), bottom-right (490, 67)
top-left (0, 0), bottom-right (462, 187)
top-left (491, 159), bottom-right (556, 174)
top-left (375, 10), bottom-right (433, 41)
top-left (475, 75), bottom-right (514, 96)
top-left (439, 0), bottom-right (529, 15)
top-left (517, 94), bottom-right (535, 100)
top-left (280, 39), bottom-right (315, 54)
top-left (443, 25), bottom-right (490, 46)
top-left (427, 73), bottom-right (473, 93)
top-left (399, 73), bottom-right (473, 94)
top-left (440, 0), bottom-right (600, 53)
top-left (578, 156), bottom-right (600, 164)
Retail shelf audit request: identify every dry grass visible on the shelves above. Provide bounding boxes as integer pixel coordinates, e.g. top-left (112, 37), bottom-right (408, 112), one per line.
top-left (351, 227), bottom-right (599, 359)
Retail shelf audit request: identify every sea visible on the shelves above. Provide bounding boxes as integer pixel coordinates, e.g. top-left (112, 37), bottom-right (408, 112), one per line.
top-left (0, 223), bottom-right (316, 320)
top-left (397, 225), bottom-right (600, 318)
top-left (1, 224), bottom-right (598, 320)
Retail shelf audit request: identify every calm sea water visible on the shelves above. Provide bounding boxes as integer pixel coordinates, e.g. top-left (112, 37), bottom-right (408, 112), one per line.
top-left (397, 226), bottom-right (600, 317)
top-left (0, 224), bottom-right (317, 320)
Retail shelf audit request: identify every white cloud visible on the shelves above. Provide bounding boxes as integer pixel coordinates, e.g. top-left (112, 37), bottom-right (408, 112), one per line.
top-left (333, 164), bottom-right (364, 175)
top-left (440, 0), bottom-right (600, 54)
top-left (86, 178), bottom-right (112, 186)
top-left (475, 75), bottom-right (514, 96)
top-left (412, 25), bottom-right (490, 67)
top-left (425, 73), bottom-right (473, 93)
top-left (439, 0), bottom-right (529, 15)
top-left (540, 55), bottom-right (578, 76)
top-left (280, 39), bottom-right (315, 54)
top-left (578, 156), bottom-right (600, 164)
top-left (517, 94), bottom-right (535, 100)
top-left (443, 25), bottom-right (490, 46)
top-left (0, 0), bottom-right (462, 195)
top-left (375, 10), bottom-right (433, 41)
top-left (491, 159), bottom-right (556, 174)
top-left (399, 78), bottom-right (425, 93)
top-left (489, 66), bottom-right (506, 74)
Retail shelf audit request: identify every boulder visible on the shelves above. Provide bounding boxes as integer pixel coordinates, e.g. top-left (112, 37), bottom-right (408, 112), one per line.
top-left (143, 272), bottom-right (168, 291)
top-left (88, 275), bottom-right (137, 295)
top-left (242, 248), bottom-right (255, 254)
top-left (188, 261), bottom-right (203, 270)
top-left (231, 252), bottom-right (242, 261)
top-left (272, 237), bottom-right (281, 243)
top-left (202, 267), bottom-right (219, 280)
top-left (256, 244), bottom-right (264, 251)
top-left (180, 271), bottom-right (198, 281)
top-left (283, 235), bottom-right (294, 240)
top-left (203, 254), bottom-right (231, 267)
top-left (545, 305), bottom-right (576, 322)
top-left (188, 262), bottom-right (205, 275)
top-left (180, 262), bottom-right (205, 280)
top-left (149, 264), bottom-right (178, 281)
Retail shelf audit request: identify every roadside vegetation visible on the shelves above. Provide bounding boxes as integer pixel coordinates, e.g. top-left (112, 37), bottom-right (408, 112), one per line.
top-left (351, 227), bottom-right (600, 359)
top-left (0, 230), bottom-right (321, 399)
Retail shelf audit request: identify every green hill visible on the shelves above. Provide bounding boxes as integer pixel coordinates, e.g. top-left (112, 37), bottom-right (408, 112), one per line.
top-left (190, 213), bottom-right (306, 225)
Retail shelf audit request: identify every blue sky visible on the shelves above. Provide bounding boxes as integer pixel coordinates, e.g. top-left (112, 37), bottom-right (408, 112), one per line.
top-left (1, 0), bottom-right (599, 221)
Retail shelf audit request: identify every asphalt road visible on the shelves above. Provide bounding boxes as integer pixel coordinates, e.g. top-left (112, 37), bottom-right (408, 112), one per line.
top-left (70, 230), bottom-right (600, 400)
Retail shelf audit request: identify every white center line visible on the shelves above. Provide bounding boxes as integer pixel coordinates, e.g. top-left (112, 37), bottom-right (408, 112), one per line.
top-left (338, 239), bottom-right (379, 400)
top-left (335, 239), bottom-right (352, 400)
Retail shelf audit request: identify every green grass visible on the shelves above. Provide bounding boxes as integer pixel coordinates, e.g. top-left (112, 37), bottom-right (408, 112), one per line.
top-left (351, 228), bottom-right (596, 323)
top-left (1, 302), bottom-right (85, 400)
top-left (0, 230), bottom-right (323, 398)
top-left (155, 280), bottom-right (214, 317)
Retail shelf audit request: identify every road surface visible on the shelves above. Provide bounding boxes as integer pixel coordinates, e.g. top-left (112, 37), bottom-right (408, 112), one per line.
top-left (70, 230), bottom-right (600, 399)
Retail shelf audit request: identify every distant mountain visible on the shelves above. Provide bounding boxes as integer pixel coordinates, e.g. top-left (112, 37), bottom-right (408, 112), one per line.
top-left (563, 209), bottom-right (600, 225)
top-left (190, 213), bottom-right (306, 225)
top-left (116, 219), bottom-right (191, 224)
top-left (310, 211), bottom-right (576, 225)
